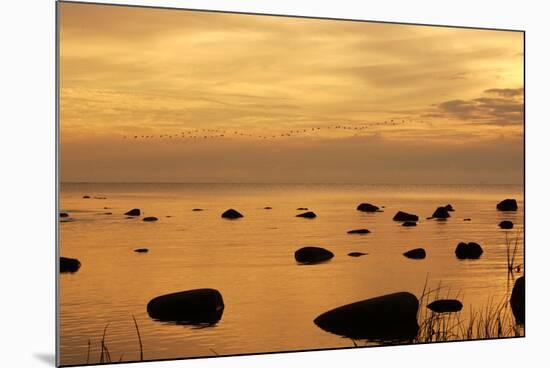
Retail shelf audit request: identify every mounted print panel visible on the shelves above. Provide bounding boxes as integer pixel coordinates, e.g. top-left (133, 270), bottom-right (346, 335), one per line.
top-left (57, 1), bottom-right (524, 366)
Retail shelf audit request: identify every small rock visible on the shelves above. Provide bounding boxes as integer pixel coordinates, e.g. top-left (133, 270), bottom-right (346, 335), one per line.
top-left (347, 229), bottom-right (370, 234)
top-left (296, 211), bottom-right (316, 219)
top-left (134, 248), bottom-right (149, 253)
top-left (402, 221), bottom-right (417, 227)
top-left (60, 257), bottom-right (81, 273)
top-left (403, 248), bottom-right (426, 259)
top-left (463, 218), bottom-right (471, 221)
top-left (348, 252), bottom-right (367, 257)
top-left (393, 211), bottom-right (419, 222)
top-left (59, 212), bottom-right (69, 218)
top-left (499, 220), bottom-right (514, 229)
top-left (296, 207), bottom-right (309, 211)
top-left (143, 216), bottom-right (159, 222)
top-left (82, 195), bottom-right (90, 199)
top-left (510, 276), bottom-right (525, 324)
top-left (455, 242), bottom-right (483, 259)
top-left (497, 199), bottom-right (518, 211)
top-left (431, 206), bottom-right (450, 219)
top-left (221, 209), bottom-right (243, 219)
top-left (356, 203), bottom-right (380, 212)
top-left (264, 206), bottom-right (272, 210)
top-left (104, 212), bottom-right (112, 215)
top-left (295, 246), bottom-right (334, 264)
top-left (192, 208), bottom-right (204, 211)
top-left (124, 208), bottom-right (141, 216)
top-left (427, 299), bottom-right (463, 313)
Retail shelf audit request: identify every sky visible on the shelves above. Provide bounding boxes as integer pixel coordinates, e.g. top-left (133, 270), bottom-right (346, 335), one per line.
top-left (59, 2), bottom-right (524, 184)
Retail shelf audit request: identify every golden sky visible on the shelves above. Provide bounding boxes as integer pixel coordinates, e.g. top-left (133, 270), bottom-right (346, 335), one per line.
top-left (59, 2), bottom-right (524, 184)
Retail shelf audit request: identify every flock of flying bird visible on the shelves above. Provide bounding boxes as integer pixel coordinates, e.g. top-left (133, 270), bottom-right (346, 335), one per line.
top-left (122, 119), bottom-right (427, 141)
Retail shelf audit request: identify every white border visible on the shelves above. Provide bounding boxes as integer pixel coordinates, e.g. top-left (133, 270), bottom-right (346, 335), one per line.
top-left (1, 1), bottom-right (549, 367)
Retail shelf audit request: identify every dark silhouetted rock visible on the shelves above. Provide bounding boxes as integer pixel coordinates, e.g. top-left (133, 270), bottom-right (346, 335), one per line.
top-left (192, 208), bottom-right (203, 211)
top-left (296, 211), bottom-right (316, 219)
top-left (221, 209), bottom-right (243, 219)
top-left (143, 216), bottom-right (158, 222)
top-left (402, 221), bottom-right (417, 227)
top-left (264, 206), bottom-right (272, 209)
top-left (497, 199), bottom-right (518, 211)
top-left (314, 292), bottom-right (419, 340)
top-left (427, 299), bottom-right (463, 313)
top-left (393, 211), bottom-right (419, 222)
top-left (499, 220), bottom-right (514, 229)
top-left (134, 248), bottom-right (149, 253)
top-left (356, 203), bottom-right (380, 212)
top-left (82, 195), bottom-right (90, 199)
top-left (124, 208), bottom-right (141, 216)
top-left (510, 276), bottom-right (525, 324)
top-left (147, 288), bottom-right (224, 324)
top-left (59, 212), bottom-right (69, 218)
top-left (403, 248), bottom-right (426, 259)
top-left (94, 196), bottom-right (107, 200)
top-left (296, 207), bottom-right (309, 211)
top-left (348, 252), bottom-right (367, 257)
top-left (295, 246), bottom-right (334, 264)
top-left (347, 229), bottom-right (370, 234)
top-left (444, 204), bottom-right (455, 212)
top-left (463, 218), bottom-right (471, 221)
top-left (455, 242), bottom-right (483, 259)
top-left (60, 257), bottom-right (81, 273)
top-left (432, 206), bottom-right (450, 219)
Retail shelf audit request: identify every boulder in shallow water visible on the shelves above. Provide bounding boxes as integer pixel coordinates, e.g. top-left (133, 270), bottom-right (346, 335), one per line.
top-left (402, 221), bottom-right (417, 227)
top-left (432, 206), bottom-right (450, 219)
top-left (499, 220), bottom-right (514, 229)
top-left (60, 257), bottom-right (81, 273)
top-left (143, 216), bottom-right (158, 222)
top-left (455, 242), bottom-right (483, 259)
top-left (463, 218), bottom-right (471, 221)
top-left (221, 209), bottom-right (243, 219)
top-left (356, 203), bottom-right (380, 212)
top-left (444, 204), bottom-right (455, 212)
top-left (296, 207), bottom-right (309, 211)
top-left (296, 211), bottom-right (316, 219)
top-left (313, 292), bottom-right (419, 340)
top-left (59, 212), bottom-right (69, 218)
top-left (295, 246), bottom-right (334, 264)
top-left (347, 229), bottom-right (370, 234)
top-left (124, 208), bottom-right (141, 216)
top-left (403, 248), bottom-right (426, 259)
top-left (82, 195), bottom-right (90, 199)
top-left (427, 299), bottom-right (463, 313)
top-left (147, 288), bottom-right (224, 324)
top-left (264, 206), bottom-right (272, 210)
top-left (192, 208), bottom-right (203, 212)
top-left (393, 211), bottom-right (418, 222)
top-left (348, 252), bottom-right (367, 257)
top-left (497, 199), bottom-right (518, 211)
top-left (510, 276), bottom-right (525, 324)
top-left (134, 248), bottom-right (149, 253)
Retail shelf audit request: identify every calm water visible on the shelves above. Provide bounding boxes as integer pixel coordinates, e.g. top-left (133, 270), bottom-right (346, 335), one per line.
top-left (59, 183), bottom-right (524, 365)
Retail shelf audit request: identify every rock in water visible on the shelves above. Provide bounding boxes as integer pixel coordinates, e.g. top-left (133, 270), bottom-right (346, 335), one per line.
top-left (402, 221), bottom-right (417, 227)
top-left (427, 299), bottom-right (463, 313)
top-left (264, 206), bottom-right (272, 210)
top-left (348, 252), bottom-right (367, 257)
top-left (431, 206), bottom-right (450, 219)
top-left (403, 248), bottom-right (426, 259)
top-left (59, 212), bottom-right (69, 218)
top-left (60, 257), bottom-right (81, 273)
top-left (124, 208), bottom-right (141, 216)
top-left (499, 220), bottom-right (514, 229)
top-left (393, 211), bottom-right (419, 222)
top-left (444, 204), bottom-right (455, 212)
top-left (455, 242), bottom-right (483, 259)
top-left (221, 209), bottom-right (243, 219)
top-left (356, 203), bottom-right (380, 212)
top-left (147, 288), bottom-right (224, 324)
top-left (296, 211), bottom-right (316, 219)
top-left (134, 248), bottom-right (149, 253)
top-left (510, 276), bottom-right (525, 324)
top-left (497, 199), bottom-right (518, 211)
top-left (347, 229), bottom-right (370, 234)
top-left (192, 208), bottom-right (203, 211)
top-left (82, 195), bottom-right (90, 199)
top-left (295, 247), bottom-right (334, 264)
top-left (143, 216), bottom-right (158, 222)
top-left (296, 207), bottom-right (309, 210)
top-left (314, 292), bottom-right (419, 340)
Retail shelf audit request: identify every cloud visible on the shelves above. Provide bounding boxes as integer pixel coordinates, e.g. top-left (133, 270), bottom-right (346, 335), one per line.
top-left (434, 88), bottom-right (524, 125)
